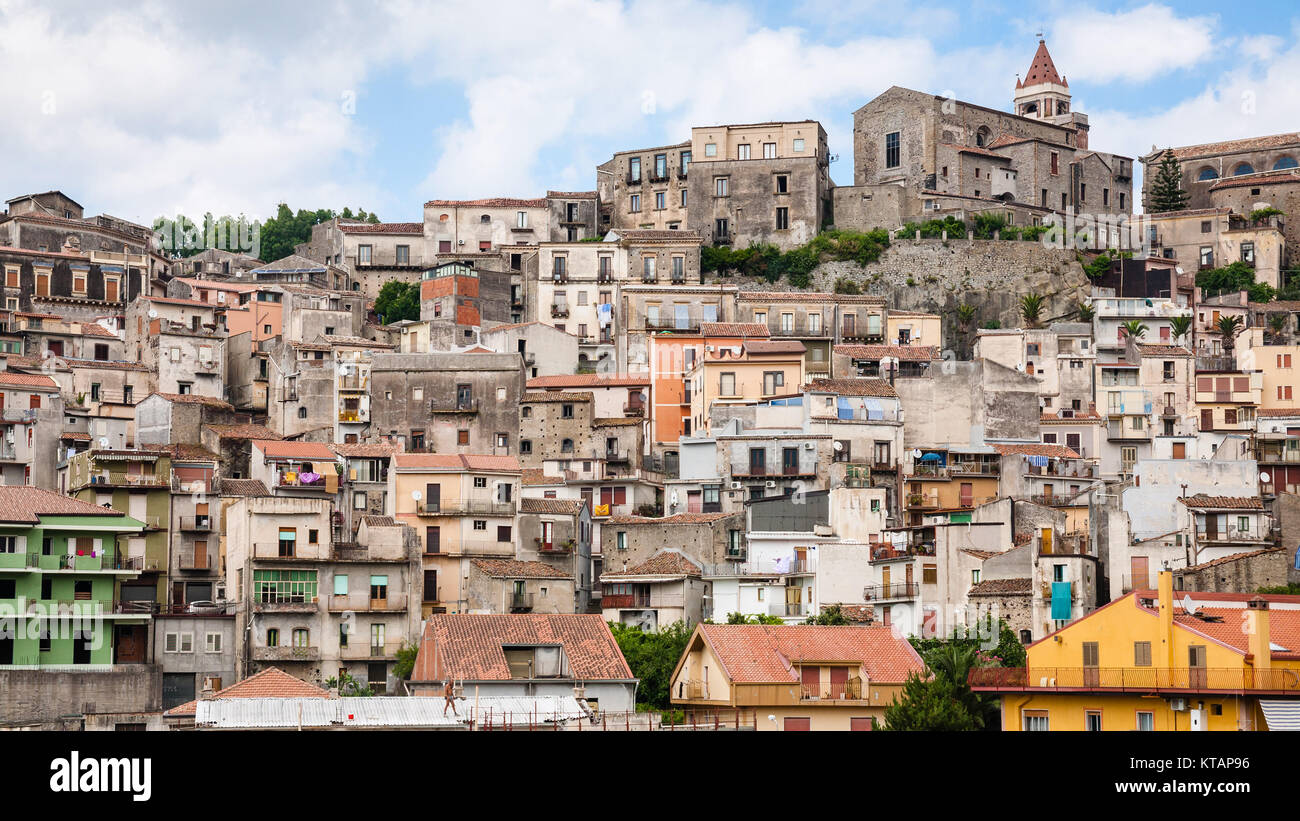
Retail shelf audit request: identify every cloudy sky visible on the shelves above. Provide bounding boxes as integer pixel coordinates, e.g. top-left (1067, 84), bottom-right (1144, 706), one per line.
top-left (1, 0), bottom-right (1295, 224)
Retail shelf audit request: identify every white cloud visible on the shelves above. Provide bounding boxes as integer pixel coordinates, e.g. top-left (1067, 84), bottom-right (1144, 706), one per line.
top-left (1046, 4), bottom-right (1217, 84)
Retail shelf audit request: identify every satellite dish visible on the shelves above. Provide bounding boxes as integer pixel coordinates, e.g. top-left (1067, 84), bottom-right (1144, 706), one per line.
top-left (411, 490), bottom-right (422, 501)
top-left (670, 491), bottom-right (679, 506)
top-left (832, 441), bottom-right (844, 452)
top-left (1260, 472), bottom-right (1271, 484)
top-left (912, 449), bottom-right (923, 459)
top-left (1174, 266), bottom-right (1184, 275)
top-left (1181, 594), bottom-right (1197, 614)
top-left (98, 437), bottom-right (109, 447)
top-left (147, 309), bottom-right (158, 318)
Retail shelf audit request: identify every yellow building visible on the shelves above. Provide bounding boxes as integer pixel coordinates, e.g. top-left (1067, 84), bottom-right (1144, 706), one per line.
top-left (904, 447), bottom-right (1000, 525)
top-left (387, 453), bottom-right (521, 617)
top-left (685, 339), bottom-right (806, 436)
top-left (885, 309), bottom-right (942, 349)
top-left (668, 623), bottom-right (924, 730)
top-left (971, 571), bottom-right (1300, 730)
top-left (1238, 328), bottom-right (1300, 409)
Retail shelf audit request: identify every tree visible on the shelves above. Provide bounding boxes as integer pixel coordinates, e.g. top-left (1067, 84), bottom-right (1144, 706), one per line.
top-left (804, 604), bottom-right (852, 625)
top-left (1019, 293), bottom-right (1044, 328)
top-left (1075, 301), bottom-right (1095, 322)
top-left (258, 203), bottom-right (381, 262)
top-left (393, 639), bottom-right (420, 680)
top-left (374, 280), bottom-right (420, 324)
top-left (1169, 314), bottom-right (1192, 342)
top-left (882, 671), bottom-right (980, 731)
top-left (1216, 314), bottom-right (1245, 356)
top-left (1148, 149), bottom-right (1190, 213)
top-left (324, 671), bottom-right (373, 697)
top-left (724, 612), bottom-right (786, 625)
top-left (1268, 313), bottom-right (1288, 342)
top-left (1197, 259), bottom-right (1273, 302)
top-left (1119, 320), bottom-right (1149, 340)
top-left (608, 620), bottom-right (693, 711)
top-left (956, 302), bottom-right (977, 331)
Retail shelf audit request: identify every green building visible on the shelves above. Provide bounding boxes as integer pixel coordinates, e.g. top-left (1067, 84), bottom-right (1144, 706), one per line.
top-left (0, 486), bottom-right (148, 667)
top-left (63, 448), bottom-right (173, 604)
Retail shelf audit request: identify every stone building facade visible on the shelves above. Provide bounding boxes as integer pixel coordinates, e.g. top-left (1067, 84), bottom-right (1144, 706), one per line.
top-left (597, 142), bottom-right (692, 233)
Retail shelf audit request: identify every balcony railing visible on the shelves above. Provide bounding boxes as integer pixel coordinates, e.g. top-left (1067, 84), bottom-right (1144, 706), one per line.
top-left (327, 594), bottom-right (408, 613)
top-left (429, 399), bottom-right (479, 414)
top-left (863, 582), bottom-right (919, 601)
top-left (766, 320), bottom-right (830, 338)
top-left (339, 641), bottom-right (405, 659)
top-left (969, 666), bottom-right (1300, 693)
top-left (1196, 529), bottom-right (1267, 543)
top-left (510, 592), bottom-right (534, 612)
top-left (769, 602), bottom-right (808, 618)
top-left (417, 501), bottom-right (515, 517)
top-left (177, 550), bottom-right (214, 571)
top-left (178, 515), bottom-right (213, 531)
top-left (799, 678), bottom-right (865, 701)
top-left (602, 594), bottom-right (651, 609)
top-left (250, 645), bottom-right (321, 662)
top-left (1119, 573), bottom-right (1153, 594)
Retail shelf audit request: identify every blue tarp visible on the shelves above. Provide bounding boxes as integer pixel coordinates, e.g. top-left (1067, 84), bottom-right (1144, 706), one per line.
top-left (1051, 582), bottom-right (1073, 620)
top-left (864, 398), bottom-right (883, 420)
top-left (920, 453), bottom-right (943, 462)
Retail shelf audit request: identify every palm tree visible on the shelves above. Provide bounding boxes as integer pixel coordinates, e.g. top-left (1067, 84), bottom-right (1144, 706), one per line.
top-left (1119, 320), bottom-right (1149, 341)
top-left (1217, 314), bottom-right (1245, 356)
top-left (1169, 314), bottom-right (1192, 343)
top-left (955, 302), bottom-right (977, 330)
top-left (1268, 313), bottom-right (1288, 342)
top-left (1075, 301), bottom-right (1095, 322)
top-left (1019, 293), bottom-right (1044, 328)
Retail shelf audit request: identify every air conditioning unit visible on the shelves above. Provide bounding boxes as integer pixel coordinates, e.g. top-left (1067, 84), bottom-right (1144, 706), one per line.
top-left (765, 480), bottom-right (777, 488)
top-left (802, 442), bottom-right (815, 450)
top-left (1169, 697), bottom-right (1188, 711)
top-left (729, 481), bottom-right (742, 490)
top-left (705, 345), bottom-right (714, 352)
top-left (457, 240), bottom-right (465, 246)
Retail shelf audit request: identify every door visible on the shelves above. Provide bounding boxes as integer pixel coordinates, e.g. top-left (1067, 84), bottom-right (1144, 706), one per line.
top-left (881, 566), bottom-right (891, 595)
top-left (749, 448), bottom-right (766, 476)
top-left (425, 483), bottom-right (440, 513)
top-left (423, 569), bottom-right (438, 602)
top-left (1082, 641), bottom-right (1099, 687)
top-left (1205, 515), bottom-right (1218, 540)
top-left (959, 482), bottom-right (973, 508)
top-left (850, 717), bottom-right (873, 731)
top-left (73, 629), bottom-right (93, 664)
top-left (193, 539), bottom-right (208, 570)
top-left (783, 717), bottom-right (811, 731)
top-left (114, 625), bottom-right (146, 663)
top-left (1130, 556), bottom-right (1149, 592)
top-left (425, 527), bottom-right (440, 554)
top-left (1201, 409), bottom-right (1214, 431)
top-left (1189, 645), bottom-right (1207, 688)
top-left (800, 666), bottom-right (819, 699)
top-left (1172, 442), bottom-right (1186, 460)
top-left (172, 582), bottom-right (185, 607)
top-left (782, 448), bottom-right (798, 475)
top-left (904, 564), bottom-right (913, 593)
top-left (829, 666), bottom-right (849, 700)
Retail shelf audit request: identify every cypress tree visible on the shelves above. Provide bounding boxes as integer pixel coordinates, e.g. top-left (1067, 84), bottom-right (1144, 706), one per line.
top-left (1148, 148), bottom-right (1190, 213)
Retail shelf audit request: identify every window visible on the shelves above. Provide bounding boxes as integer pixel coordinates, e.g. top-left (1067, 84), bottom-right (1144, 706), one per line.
top-left (704, 142), bottom-right (717, 157)
top-left (630, 193), bottom-right (640, 212)
top-left (205, 633), bottom-right (223, 653)
top-left (737, 144), bottom-right (750, 160)
top-left (762, 370), bottom-right (784, 395)
top-left (1085, 711), bottom-right (1102, 731)
top-left (720, 372), bottom-right (736, 396)
top-left (1136, 711), bottom-right (1154, 731)
top-left (266, 628), bottom-right (280, 647)
top-left (562, 403), bottom-right (574, 419)
top-left (715, 177), bottom-right (729, 197)
top-left (1242, 242), bottom-right (1255, 264)
top-left (654, 153), bottom-right (667, 178)
top-left (681, 189), bottom-right (687, 207)
top-left (884, 132), bottom-right (900, 169)
top-left (370, 574), bottom-right (388, 601)
top-left (395, 245), bottom-right (410, 265)
top-left (473, 520), bottom-right (487, 531)
top-left (357, 245), bottom-right (372, 265)
top-left (655, 191), bottom-right (665, 210)
top-left (922, 564), bottom-right (937, 584)
top-left (457, 429), bottom-right (469, 446)
top-left (629, 157), bottom-right (641, 182)
top-left (680, 150), bottom-right (691, 174)
top-left (775, 174), bottom-right (788, 193)
top-left (1022, 711), bottom-right (1049, 731)
top-left (293, 629), bottom-right (310, 648)
top-left (474, 477), bottom-right (488, 488)
top-left (775, 207), bottom-right (789, 230)
top-left (497, 525), bottom-right (511, 542)
top-left (253, 570), bottom-right (317, 603)
top-left (1050, 152), bottom-right (1059, 175)
top-left (792, 138), bottom-right (805, 152)
top-left (1200, 247), bottom-right (1214, 268)
top-left (714, 218), bottom-right (729, 238)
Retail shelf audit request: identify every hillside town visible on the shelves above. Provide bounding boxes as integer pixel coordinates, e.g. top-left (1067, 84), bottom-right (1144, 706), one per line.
top-left (3, 38), bottom-right (1300, 734)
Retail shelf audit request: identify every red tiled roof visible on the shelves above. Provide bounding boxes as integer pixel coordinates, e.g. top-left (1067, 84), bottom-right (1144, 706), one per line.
top-left (527, 373), bottom-right (649, 388)
top-left (941, 142), bottom-right (1011, 160)
top-left (519, 498), bottom-right (585, 515)
top-left (0, 372), bottom-right (58, 390)
top-left (835, 344), bottom-right (941, 361)
top-left (253, 440), bottom-right (336, 460)
top-left (594, 417), bottom-right (643, 427)
top-left (164, 667), bottom-right (328, 717)
top-left (1172, 605), bottom-right (1300, 659)
top-left (204, 423), bottom-right (283, 441)
top-left (1137, 344), bottom-right (1193, 356)
top-left (220, 479), bottom-right (270, 497)
top-left (150, 392), bottom-right (235, 409)
top-left (1178, 547), bottom-right (1285, 573)
top-left (330, 442), bottom-right (400, 458)
top-left (425, 197), bottom-right (547, 208)
top-left (1040, 410), bottom-right (1103, 423)
top-left (695, 624), bottom-right (924, 684)
top-left (1017, 39), bottom-right (1066, 88)
top-left (337, 222), bottom-right (423, 235)
top-left (522, 391), bottom-right (593, 403)
top-left (966, 577), bottom-right (1032, 596)
top-left (804, 377), bottom-right (898, 398)
top-left (1257, 407), bottom-right (1300, 418)
top-left (989, 443), bottom-right (1081, 458)
top-left (0, 486), bottom-right (132, 524)
top-left (546, 190), bottom-right (597, 199)
top-left (700, 322), bottom-right (770, 338)
top-left (392, 453), bottom-right (520, 472)
top-left (470, 559), bottom-right (571, 579)
top-left (1177, 494), bottom-right (1264, 510)
top-left (605, 512), bottom-right (734, 525)
top-left (737, 291), bottom-right (883, 304)
top-left (603, 550), bottom-right (701, 578)
top-left (744, 340), bottom-right (806, 355)
top-left (1165, 132), bottom-right (1300, 162)
top-left (1209, 169), bottom-right (1300, 192)
top-left (411, 614), bottom-right (634, 682)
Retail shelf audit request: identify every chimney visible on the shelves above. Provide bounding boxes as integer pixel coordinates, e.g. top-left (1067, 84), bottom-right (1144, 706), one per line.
top-left (199, 679), bottom-right (216, 701)
top-left (1245, 596), bottom-right (1271, 671)
top-left (1157, 569), bottom-right (1174, 667)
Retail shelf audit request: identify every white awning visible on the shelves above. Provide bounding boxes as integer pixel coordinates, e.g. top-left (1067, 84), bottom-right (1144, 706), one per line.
top-left (1260, 699), bottom-right (1300, 731)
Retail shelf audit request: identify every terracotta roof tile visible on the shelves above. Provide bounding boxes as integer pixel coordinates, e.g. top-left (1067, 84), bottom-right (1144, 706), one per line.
top-left (425, 197), bottom-right (548, 208)
top-left (522, 391), bottom-right (594, 403)
top-left (0, 486), bottom-right (132, 524)
top-left (546, 190), bottom-right (597, 199)
top-left (967, 577), bottom-right (1033, 596)
top-left (253, 440), bottom-right (337, 460)
top-left (604, 550), bottom-right (701, 578)
top-left (835, 344), bottom-right (941, 361)
top-left (359, 515), bottom-right (398, 527)
top-left (1172, 604), bottom-right (1300, 659)
top-left (700, 321), bottom-right (770, 338)
top-left (594, 417), bottom-right (644, 426)
top-left (1209, 169), bottom-right (1300, 192)
top-left (1177, 494), bottom-right (1264, 510)
top-left (1137, 344), bottom-right (1193, 356)
top-left (527, 373), bottom-right (649, 388)
top-left (804, 377), bottom-right (898, 398)
top-left (470, 559), bottom-right (571, 579)
top-left (330, 442), bottom-right (400, 458)
top-left (165, 667), bottom-right (328, 717)
top-left (1178, 547), bottom-right (1285, 573)
top-left (205, 423), bottom-right (283, 441)
top-left (519, 498), bottom-right (586, 515)
top-left (989, 442), bottom-right (1081, 458)
top-left (411, 614), bottom-right (634, 682)
top-left (0, 372), bottom-right (59, 390)
top-left (220, 479), bottom-right (271, 497)
top-left (337, 222), bottom-right (423, 235)
top-left (605, 512), bottom-right (733, 525)
top-left (150, 392), bottom-right (235, 409)
top-left (696, 624), bottom-right (924, 684)
top-left (1165, 132), bottom-right (1300, 162)
top-left (1257, 407), bottom-right (1300, 418)
top-left (392, 453), bottom-right (520, 472)
top-left (1017, 39), bottom-right (1066, 88)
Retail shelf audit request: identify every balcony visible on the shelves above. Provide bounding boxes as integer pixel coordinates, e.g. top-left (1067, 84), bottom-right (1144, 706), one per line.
top-left (177, 549), bottom-right (214, 571)
top-left (536, 538), bottom-right (574, 554)
top-left (278, 472), bottom-right (330, 489)
top-left (429, 399), bottom-right (479, 414)
top-left (645, 317), bottom-right (700, 333)
top-left (250, 645), bottom-right (321, 662)
top-left (597, 271), bottom-right (614, 284)
top-left (1196, 528), bottom-right (1268, 544)
top-left (0, 443), bottom-right (16, 461)
top-left (602, 593), bottom-right (651, 609)
top-left (178, 515), bottom-right (213, 531)
top-left (417, 501), bottom-right (514, 517)
top-left (863, 582), bottom-right (919, 601)
top-left (326, 594), bottom-right (408, 613)
top-left (969, 666), bottom-right (1300, 694)
top-left (1119, 573), bottom-right (1153, 594)
top-left (1105, 419), bottom-right (1153, 441)
top-left (510, 592), bottom-right (535, 612)
top-left (251, 542), bottom-right (318, 562)
top-left (906, 492), bottom-right (940, 509)
top-left (338, 409), bottom-right (369, 423)
top-left (1195, 355), bottom-right (1237, 372)
top-left (767, 320), bottom-right (831, 338)
top-left (550, 271), bottom-right (569, 285)
top-left (799, 679), bottom-right (865, 701)
top-left (339, 641), bottom-right (404, 660)
top-left (1039, 581), bottom-right (1075, 601)
top-left (768, 602), bottom-right (808, 618)
top-left (871, 544), bottom-right (935, 562)
top-left (622, 403), bottom-right (645, 417)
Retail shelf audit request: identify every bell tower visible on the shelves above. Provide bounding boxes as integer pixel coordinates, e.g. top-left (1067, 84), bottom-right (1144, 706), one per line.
top-left (1014, 38), bottom-right (1086, 147)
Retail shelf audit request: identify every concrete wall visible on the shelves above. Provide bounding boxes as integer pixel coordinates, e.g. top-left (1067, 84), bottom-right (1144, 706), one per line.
top-left (0, 666), bottom-right (161, 728)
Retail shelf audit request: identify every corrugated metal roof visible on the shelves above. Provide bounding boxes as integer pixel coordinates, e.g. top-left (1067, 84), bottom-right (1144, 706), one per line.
top-left (193, 695), bottom-right (589, 728)
top-left (1260, 700), bottom-right (1300, 731)
top-left (468, 696), bottom-right (589, 726)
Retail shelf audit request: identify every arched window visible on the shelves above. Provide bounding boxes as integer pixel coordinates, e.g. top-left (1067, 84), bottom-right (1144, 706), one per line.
top-left (975, 126), bottom-right (992, 148)
top-left (438, 213), bottom-right (449, 222)
top-left (1274, 156), bottom-right (1298, 171)
top-left (561, 438), bottom-right (574, 453)
top-left (1197, 167), bottom-right (1219, 181)
top-left (1232, 163), bottom-right (1255, 176)
top-left (521, 406), bottom-right (531, 418)
top-left (480, 214), bottom-right (491, 223)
